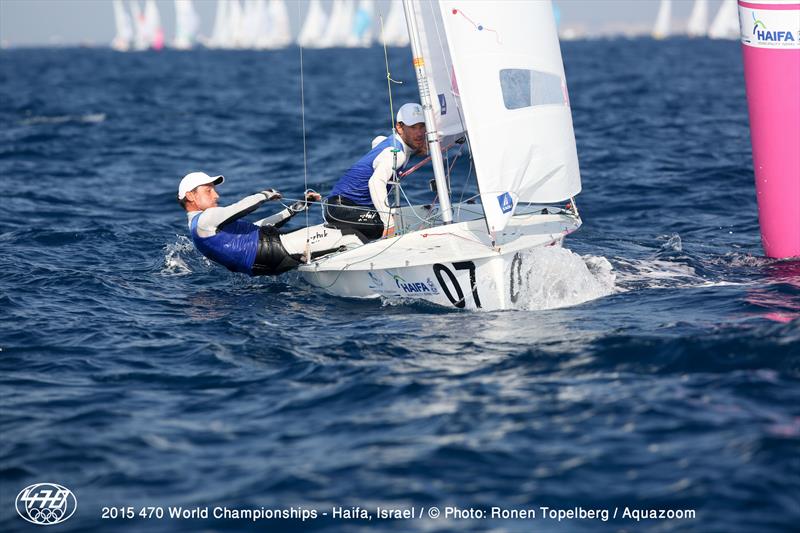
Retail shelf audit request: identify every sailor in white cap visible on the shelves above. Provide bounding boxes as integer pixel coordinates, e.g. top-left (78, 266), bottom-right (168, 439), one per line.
top-left (178, 172), bottom-right (360, 276)
top-left (324, 102), bottom-right (428, 240)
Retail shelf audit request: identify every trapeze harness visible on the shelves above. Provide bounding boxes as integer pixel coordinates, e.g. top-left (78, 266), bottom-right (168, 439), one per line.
top-left (188, 194), bottom-right (303, 276)
top-left (325, 134), bottom-right (409, 240)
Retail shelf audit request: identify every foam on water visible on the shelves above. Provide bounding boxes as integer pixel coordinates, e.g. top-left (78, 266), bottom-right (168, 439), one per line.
top-left (20, 113), bottom-right (106, 125)
top-left (511, 247), bottom-right (617, 311)
top-left (160, 236), bottom-right (195, 276)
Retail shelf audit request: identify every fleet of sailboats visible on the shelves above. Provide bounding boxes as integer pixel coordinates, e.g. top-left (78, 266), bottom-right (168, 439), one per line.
top-left (111, 1), bottom-right (744, 51)
top-left (112, 0), bottom-right (409, 51)
top-left (648, 0), bottom-right (742, 40)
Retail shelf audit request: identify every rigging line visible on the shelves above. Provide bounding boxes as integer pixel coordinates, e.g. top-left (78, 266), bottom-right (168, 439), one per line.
top-left (307, 234), bottom-right (410, 289)
top-left (298, 2), bottom-right (310, 262)
top-left (379, 12), bottom-right (402, 134)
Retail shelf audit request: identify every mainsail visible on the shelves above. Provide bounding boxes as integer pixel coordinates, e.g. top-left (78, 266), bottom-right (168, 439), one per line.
top-left (409, 0), bottom-right (581, 232)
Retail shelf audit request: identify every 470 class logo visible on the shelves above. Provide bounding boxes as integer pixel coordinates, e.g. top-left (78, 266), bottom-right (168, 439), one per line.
top-left (16, 483), bottom-right (78, 525)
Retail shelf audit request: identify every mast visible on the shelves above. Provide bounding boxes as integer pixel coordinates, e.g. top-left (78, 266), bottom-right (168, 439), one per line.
top-left (402, 0), bottom-right (453, 224)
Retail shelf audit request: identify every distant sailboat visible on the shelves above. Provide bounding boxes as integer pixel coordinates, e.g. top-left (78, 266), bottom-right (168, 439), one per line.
top-left (227, 0), bottom-right (245, 48)
top-left (173, 0), bottom-right (200, 50)
top-left (320, 0), bottom-right (354, 48)
top-left (347, 0), bottom-right (374, 47)
top-left (130, 0), bottom-right (148, 50)
top-left (209, 0), bottom-right (230, 48)
top-left (381, 0), bottom-right (409, 47)
top-left (686, 0), bottom-right (708, 38)
top-left (708, 0), bottom-right (740, 40)
top-left (265, 0), bottom-right (292, 49)
top-left (144, 0), bottom-right (164, 50)
top-left (298, 0), bottom-right (328, 48)
top-left (652, 0), bottom-right (671, 40)
top-left (112, 0), bottom-right (133, 51)
top-left (241, 0), bottom-right (266, 48)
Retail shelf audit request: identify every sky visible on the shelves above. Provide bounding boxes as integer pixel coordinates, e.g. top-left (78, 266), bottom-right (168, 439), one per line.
top-left (0, 0), bottom-right (731, 47)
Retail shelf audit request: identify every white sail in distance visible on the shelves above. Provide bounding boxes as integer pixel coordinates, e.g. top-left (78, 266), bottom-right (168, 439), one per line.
top-left (173, 0), bottom-right (200, 49)
top-left (298, 0), bottom-right (328, 48)
top-left (652, 0), bottom-right (671, 39)
top-left (209, 0), bottom-right (230, 48)
top-left (130, 0), bottom-right (148, 50)
top-left (321, 0), bottom-right (355, 47)
top-left (241, 0), bottom-right (266, 48)
top-left (265, 0), bottom-right (292, 49)
top-left (709, 0), bottom-right (741, 39)
top-left (227, 0), bottom-right (245, 48)
top-left (381, 0), bottom-right (409, 47)
top-left (413, 0), bottom-right (581, 232)
top-left (347, 0), bottom-right (374, 47)
top-left (112, 0), bottom-right (133, 51)
top-left (686, 0), bottom-right (708, 37)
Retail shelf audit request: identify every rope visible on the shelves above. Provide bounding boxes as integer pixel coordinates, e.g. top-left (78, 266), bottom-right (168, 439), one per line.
top-left (380, 12), bottom-right (403, 133)
top-left (298, 3), bottom-right (310, 262)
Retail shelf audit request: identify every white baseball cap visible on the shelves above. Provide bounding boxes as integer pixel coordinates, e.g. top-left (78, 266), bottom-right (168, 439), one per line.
top-left (396, 103), bottom-right (424, 126)
top-left (178, 171), bottom-right (224, 200)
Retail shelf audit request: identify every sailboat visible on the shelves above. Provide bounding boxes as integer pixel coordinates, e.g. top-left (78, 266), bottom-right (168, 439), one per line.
top-left (381, 0), bottom-right (409, 47)
top-left (652, 0), bottom-right (672, 39)
top-left (346, 0), bottom-right (375, 48)
top-left (144, 0), bottom-right (164, 50)
top-left (298, 0), bottom-right (328, 48)
top-left (686, 0), bottom-right (708, 38)
top-left (320, 0), bottom-right (355, 48)
top-left (173, 0), bottom-right (200, 50)
top-left (111, 0), bottom-right (133, 51)
top-left (264, 0), bottom-right (292, 49)
top-left (208, 0), bottom-right (231, 48)
top-left (708, 0), bottom-right (740, 40)
top-left (298, 0), bottom-right (583, 310)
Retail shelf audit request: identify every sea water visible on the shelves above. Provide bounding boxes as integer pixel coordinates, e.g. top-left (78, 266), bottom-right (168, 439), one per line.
top-left (1, 40), bottom-right (798, 532)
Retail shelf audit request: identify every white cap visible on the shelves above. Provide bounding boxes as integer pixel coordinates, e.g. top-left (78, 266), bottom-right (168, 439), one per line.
top-left (396, 103), bottom-right (424, 126)
top-left (178, 171), bottom-right (224, 200)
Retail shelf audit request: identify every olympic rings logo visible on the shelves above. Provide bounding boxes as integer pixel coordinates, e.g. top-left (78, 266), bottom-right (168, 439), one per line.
top-left (15, 483), bottom-right (77, 526)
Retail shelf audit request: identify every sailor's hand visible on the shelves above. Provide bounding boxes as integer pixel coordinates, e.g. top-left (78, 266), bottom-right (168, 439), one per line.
top-left (304, 189), bottom-right (321, 203)
top-left (261, 189), bottom-right (282, 201)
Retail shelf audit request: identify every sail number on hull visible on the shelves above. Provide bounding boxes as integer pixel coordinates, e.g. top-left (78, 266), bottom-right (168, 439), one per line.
top-left (432, 262), bottom-right (482, 309)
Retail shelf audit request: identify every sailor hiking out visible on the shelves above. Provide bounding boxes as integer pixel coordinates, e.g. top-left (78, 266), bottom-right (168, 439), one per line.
top-left (178, 172), bottom-right (361, 276)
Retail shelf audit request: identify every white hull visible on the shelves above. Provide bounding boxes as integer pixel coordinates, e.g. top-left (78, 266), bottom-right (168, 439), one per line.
top-left (299, 206), bottom-right (581, 310)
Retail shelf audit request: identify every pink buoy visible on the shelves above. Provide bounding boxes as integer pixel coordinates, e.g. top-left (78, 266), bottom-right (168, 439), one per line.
top-left (738, 0), bottom-right (800, 258)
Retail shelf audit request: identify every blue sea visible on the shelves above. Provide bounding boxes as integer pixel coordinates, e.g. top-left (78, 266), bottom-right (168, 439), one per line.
top-left (1, 39), bottom-right (799, 532)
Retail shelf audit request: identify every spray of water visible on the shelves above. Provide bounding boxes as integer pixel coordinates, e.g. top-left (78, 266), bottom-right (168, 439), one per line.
top-left (510, 247), bottom-right (617, 311)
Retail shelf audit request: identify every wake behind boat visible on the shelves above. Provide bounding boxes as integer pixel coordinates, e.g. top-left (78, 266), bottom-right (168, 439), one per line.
top-left (298, 0), bottom-right (584, 311)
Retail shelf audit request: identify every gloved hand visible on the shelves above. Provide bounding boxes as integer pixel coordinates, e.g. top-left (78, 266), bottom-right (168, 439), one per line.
top-left (304, 189), bottom-right (321, 203)
top-left (261, 189), bottom-right (281, 201)
top-left (289, 190), bottom-right (321, 213)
